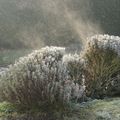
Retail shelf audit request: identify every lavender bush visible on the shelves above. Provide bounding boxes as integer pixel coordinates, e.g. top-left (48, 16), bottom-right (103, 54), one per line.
top-left (0, 47), bottom-right (85, 107)
top-left (85, 34), bottom-right (120, 55)
top-left (84, 34), bottom-right (120, 98)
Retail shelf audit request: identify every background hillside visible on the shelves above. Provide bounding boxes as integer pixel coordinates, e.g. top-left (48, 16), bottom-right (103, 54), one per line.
top-left (0, 0), bottom-right (120, 50)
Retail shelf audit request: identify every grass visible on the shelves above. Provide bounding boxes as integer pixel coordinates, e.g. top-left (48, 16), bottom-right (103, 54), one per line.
top-left (0, 102), bottom-right (51, 118)
top-left (0, 102), bottom-right (17, 117)
top-left (0, 49), bottom-right (32, 66)
top-left (0, 102), bottom-right (54, 119)
top-left (0, 101), bottom-right (73, 120)
top-left (0, 98), bottom-right (120, 120)
top-left (81, 98), bottom-right (120, 120)
top-left (64, 97), bottom-right (120, 120)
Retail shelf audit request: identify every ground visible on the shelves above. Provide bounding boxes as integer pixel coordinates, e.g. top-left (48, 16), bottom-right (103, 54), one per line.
top-left (0, 98), bottom-right (120, 120)
top-left (73, 97), bottom-right (120, 120)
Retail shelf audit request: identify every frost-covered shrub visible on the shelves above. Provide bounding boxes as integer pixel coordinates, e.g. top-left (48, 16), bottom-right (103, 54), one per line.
top-left (63, 54), bottom-right (85, 85)
top-left (84, 34), bottom-right (120, 98)
top-left (86, 34), bottom-right (120, 55)
top-left (63, 54), bottom-right (85, 101)
top-left (0, 46), bottom-right (85, 107)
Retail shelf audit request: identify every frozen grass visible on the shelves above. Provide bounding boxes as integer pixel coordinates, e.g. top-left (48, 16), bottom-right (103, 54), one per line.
top-left (0, 98), bottom-right (120, 120)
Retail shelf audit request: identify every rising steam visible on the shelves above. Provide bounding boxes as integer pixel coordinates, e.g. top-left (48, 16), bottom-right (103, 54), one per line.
top-left (0, 0), bottom-right (104, 50)
top-left (38, 0), bottom-right (103, 45)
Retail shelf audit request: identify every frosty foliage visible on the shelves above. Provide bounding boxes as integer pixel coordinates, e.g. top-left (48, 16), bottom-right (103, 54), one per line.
top-left (86, 34), bottom-right (120, 55)
top-left (1, 34), bottom-right (120, 105)
top-left (0, 46), bottom-right (85, 106)
top-left (63, 54), bottom-right (85, 85)
top-left (84, 34), bottom-right (120, 98)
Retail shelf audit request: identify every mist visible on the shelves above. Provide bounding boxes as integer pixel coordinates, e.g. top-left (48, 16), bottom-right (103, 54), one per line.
top-left (0, 0), bottom-right (119, 50)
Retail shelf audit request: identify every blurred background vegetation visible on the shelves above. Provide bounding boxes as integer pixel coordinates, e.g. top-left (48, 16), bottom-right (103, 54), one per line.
top-left (0, 0), bottom-right (120, 65)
